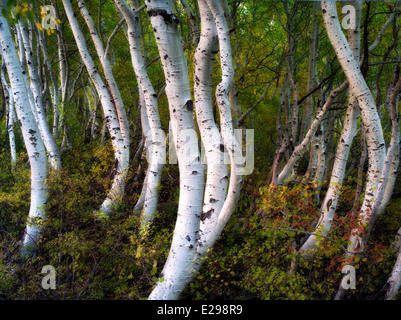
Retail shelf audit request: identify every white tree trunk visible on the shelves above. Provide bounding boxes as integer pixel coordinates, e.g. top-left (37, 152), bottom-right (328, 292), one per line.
top-left (384, 227), bottom-right (401, 300)
top-left (277, 80), bottom-right (348, 185)
top-left (158, 0), bottom-right (245, 298)
top-left (146, 0), bottom-right (204, 300)
top-left (201, 0), bottom-right (242, 255)
top-left (17, 20), bottom-right (61, 171)
top-left (300, 99), bottom-right (359, 255)
top-left (56, 13), bottom-right (68, 142)
top-left (300, 1), bottom-right (362, 255)
top-left (36, 27), bottom-right (60, 140)
top-left (0, 9), bottom-right (48, 257)
top-left (371, 72), bottom-right (401, 218)
top-left (62, 0), bottom-right (128, 216)
top-left (188, 0), bottom-right (228, 280)
top-left (14, 24), bottom-right (40, 131)
top-left (77, 0), bottom-right (130, 149)
top-left (322, 0), bottom-right (385, 255)
top-left (321, 1), bottom-right (387, 300)
top-left (1, 61), bottom-right (17, 167)
top-left (113, 0), bottom-right (164, 236)
top-left (133, 91), bottom-right (151, 216)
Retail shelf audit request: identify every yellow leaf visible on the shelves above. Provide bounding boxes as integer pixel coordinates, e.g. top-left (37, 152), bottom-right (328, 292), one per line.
top-left (36, 23), bottom-right (44, 31)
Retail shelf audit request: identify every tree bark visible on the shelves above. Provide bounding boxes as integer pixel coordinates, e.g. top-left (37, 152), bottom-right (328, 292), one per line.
top-left (17, 20), bottom-right (61, 171)
top-left (320, 0), bottom-right (386, 300)
top-left (0, 6), bottom-right (48, 257)
top-left (300, 1), bottom-right (363, 256)
top-left (1, 60), bottom-right (16, 167)
top-left (146, 0), bottom-right (204, 300)
top-left (62, 0), bottom-right (128, 216)
top-left (113, 0), bottom-right (165, 236)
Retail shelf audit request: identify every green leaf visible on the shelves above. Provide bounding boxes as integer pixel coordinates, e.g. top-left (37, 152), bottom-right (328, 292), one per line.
top-left (26, 10), bottom-right (35, 22)
top-left (6, 1), bottom-right (16, 13)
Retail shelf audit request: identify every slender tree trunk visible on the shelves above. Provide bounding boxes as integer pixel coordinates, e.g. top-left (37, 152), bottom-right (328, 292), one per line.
top-left (1, 61), bottom-right (17, 167)
top-left (312, 118), bottom-right (327, 200)
top-left (0, 7), bottom-right (48, 257)
top-left (300, 1), bottom-right (363, 254)
top-left (320, 1), bottom-right (386, 299)
top-left (146, 0), bottom-right (204, 300)
top-left (62, 0), bottom-right (128, 216)
top-left (17, 20), bottom-right (61, 171)
top-left (190, 0), bottom-right (244, 281)
top-left (113, 0), bottom-right (164, 236)
top-left (36, 26), bottom-right (60, 140)
top-left (77, 0), bottom-right (130, 150)
top-left (299, 99), bottom-right (360, 256)
top-left (360, 68), bottom-right (401, 300)
top-left (383, 227), bottom-right (401, 300)
top-left (277, 80), bottom-right (348, 185)
top-left (304, 1), bottom-right (321, 182)
top-left (133, 91), bottom-right (151, 216)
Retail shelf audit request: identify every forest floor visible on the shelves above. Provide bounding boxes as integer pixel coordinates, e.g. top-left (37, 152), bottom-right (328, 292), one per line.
top-left (0, 140), bottom-right (400, 300)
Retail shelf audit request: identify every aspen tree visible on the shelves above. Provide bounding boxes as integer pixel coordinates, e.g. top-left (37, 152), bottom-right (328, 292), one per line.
top-left (146, 0), bottom-right (204, 300)
top-left (62, 0), bottom-right (128, 215)
top-left (113, 0), bottom-right (164, 235)
top-left (0, 1), bottom-right (48, 256)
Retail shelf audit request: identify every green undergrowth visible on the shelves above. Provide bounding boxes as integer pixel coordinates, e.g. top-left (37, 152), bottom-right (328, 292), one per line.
top-left (0, 142), bottom-right (175, 299)
top-left (0, 144), bottom-right (400, 300)
top-left (187, 172), bottom-right (401, 300)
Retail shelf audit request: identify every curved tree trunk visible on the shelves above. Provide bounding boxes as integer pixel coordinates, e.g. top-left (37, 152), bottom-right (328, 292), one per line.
top-left (146, 0), bottom-right (204, 300)
top-left (1, 61), bottom-right (17, 167)
top-left (17, 20), bottom-right (61, 171)
top-left (36, 26), bottom-right (60, 140)
top-left (201, 0), bottom-right (243, 251)
top-left (77, 0), bottom-right (130, 149)
top-left (113, 0), bottom-right (164, 236)
top-left (192, 0), bottom-right (228, 269)
top-left (62, 0), bottom-right (128, 216)
top-left (369, 68), bottom-right (401, 300)
top-left (0, 7), bottom-right (48, 257)
top-left (320, 1), bottom-right (386, 300)
top-left (277, 80), bottom-right (348, 185)
top-left (300, 1), bottom-right (363, 256)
